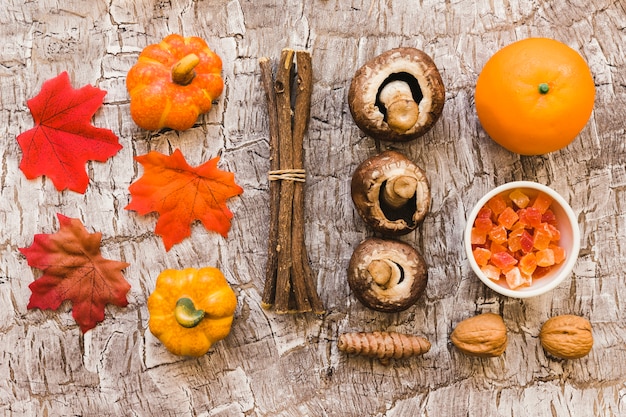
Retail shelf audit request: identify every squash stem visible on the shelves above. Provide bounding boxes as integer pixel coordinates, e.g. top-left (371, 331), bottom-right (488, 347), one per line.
top-left (172, 54), bottom-right (200, 86)
top-left (175, 297), bottom-right (205, 328)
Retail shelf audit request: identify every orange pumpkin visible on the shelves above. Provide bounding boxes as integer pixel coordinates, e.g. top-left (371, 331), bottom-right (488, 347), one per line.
top-left (475, 38), bottom-right (595, 155)
top-left (126, 34), bottom-right (224, 131)
top-left (147, 267), bottom-right (237, 357)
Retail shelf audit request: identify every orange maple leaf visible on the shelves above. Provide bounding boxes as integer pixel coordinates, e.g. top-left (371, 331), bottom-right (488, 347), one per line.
top-left (20, 214), bottom-right (131, 333)
top-left (125, 149), bottom-right (243, 250)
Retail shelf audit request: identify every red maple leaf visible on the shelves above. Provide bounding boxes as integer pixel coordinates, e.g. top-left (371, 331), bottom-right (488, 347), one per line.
top-left (125, 149), bottom-right (243, 251)
top-left (20, 214), bottom-right (131, 333)
top-left (17, 71), bottom-right (122, 193)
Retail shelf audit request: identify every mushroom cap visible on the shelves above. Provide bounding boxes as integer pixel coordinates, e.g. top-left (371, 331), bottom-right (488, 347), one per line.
top-left (348, 47), bottom-right (445, 142)
top-left (351, 150), bottom-right (431, 235)
top-left (348, 237), bottom-right (428, 312)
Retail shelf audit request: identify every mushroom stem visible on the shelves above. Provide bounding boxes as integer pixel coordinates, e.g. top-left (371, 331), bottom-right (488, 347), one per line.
top-left (172, 53), bottom-right (200, 86)
top-left (379, 80), bottom-right (419, 133)
top-left (383, 175), bottom-right (418, 208)
top-left (368, 259), bottom-right (393, 287)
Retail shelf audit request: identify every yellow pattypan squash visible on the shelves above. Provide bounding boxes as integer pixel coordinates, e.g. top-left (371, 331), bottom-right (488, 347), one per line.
top-left (147, 267), bottom-right (237, 357)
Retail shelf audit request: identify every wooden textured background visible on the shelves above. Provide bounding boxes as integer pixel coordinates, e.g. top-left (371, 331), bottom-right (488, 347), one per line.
top-left (1, 0), bottom-right (625, 416)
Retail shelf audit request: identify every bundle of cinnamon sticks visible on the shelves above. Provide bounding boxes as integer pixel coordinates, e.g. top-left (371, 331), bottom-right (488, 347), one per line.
top-left (259, 49), bottom-right (324, 314)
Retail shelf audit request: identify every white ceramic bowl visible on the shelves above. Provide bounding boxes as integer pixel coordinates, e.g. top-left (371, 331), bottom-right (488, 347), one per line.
top-left (464, 181), bottom-right (580, 298)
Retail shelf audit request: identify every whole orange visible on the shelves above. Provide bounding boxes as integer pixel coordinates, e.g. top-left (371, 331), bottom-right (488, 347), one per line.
top-left (475, 38), bottom-right (595, 155)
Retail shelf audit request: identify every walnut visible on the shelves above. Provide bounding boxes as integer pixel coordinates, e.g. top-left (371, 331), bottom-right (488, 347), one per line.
top-left (539, 315), bottom-right (593, 359)
top-left (450, 312), bottom-right (508, 357)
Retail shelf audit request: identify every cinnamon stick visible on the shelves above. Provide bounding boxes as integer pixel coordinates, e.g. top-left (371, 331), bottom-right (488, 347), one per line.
top-left (259, 48), bottom-right (324, 314)
top-left (259, 57), bottom-right (280, 309)
top-left (291, 51), bottom-right (324, 314)
top-left (274, 49), bottom-right (297, 313)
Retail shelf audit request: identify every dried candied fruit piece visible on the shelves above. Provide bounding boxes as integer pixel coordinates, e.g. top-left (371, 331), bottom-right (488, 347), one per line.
top-left (533, 266), bottom-right (553, 278)
top-left (471, 227), bottom-right (487, 245)
top-left (536, 248), bottom-right (556, 267)
top-left (487, 194), bottom-right (507, 215)
top-left (498, 206), bottom-right (519, 229)
top-left (532, 192), bottom-right (553, 214)
top-left (518, 206), bottom-right (542, 228)
top-left (519, 230), bottom-right (534, 253)
top-left (518, 252), bottom-right (538, 276)
top-left (481, 264), bottom-right (501, 281)
top-left (550, 244), bottom-right (566, 264)
top-left (533, 228), bottom-right (552, 250)
top-left (474, 217), bottom-right (494, 233)
top-left (508, 235), bottom-right (522, 252)
top-left (509, 189), bottom-right (530, 209)
top-left (538, 222), bottom-right (561, 241)
top-left (489, 241), bottom-right (508, 254)
top-left (505, 266), bottom-right (531, 289)
top-left (541, 209), bottom-right (557, 225)
top-left (491, 251), bottom-right (518, 271)
top-left (473, 247), bottom-right (492, 266)
top-left (477, 206), bottom-right (493, 220)
top-left (488, 224), bottom-right (508, 245)
top-left (507, 226), bottom-right (525, 252)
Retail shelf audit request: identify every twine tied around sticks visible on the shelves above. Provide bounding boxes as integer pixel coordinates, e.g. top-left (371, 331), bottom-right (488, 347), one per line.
top-left (268, 169), bottom-right (306, 182)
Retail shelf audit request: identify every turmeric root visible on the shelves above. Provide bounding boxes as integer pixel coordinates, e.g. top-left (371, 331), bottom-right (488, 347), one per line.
top-left (338, 331), bottom-right (431, 365)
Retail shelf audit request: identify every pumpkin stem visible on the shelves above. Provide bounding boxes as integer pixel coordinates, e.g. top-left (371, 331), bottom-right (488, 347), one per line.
top-left (172, 54), bottom-right (201, 86)
top-left (175, 297), bottom-right (205, 328)
top-left (538, 83), bottom-right (550, 94)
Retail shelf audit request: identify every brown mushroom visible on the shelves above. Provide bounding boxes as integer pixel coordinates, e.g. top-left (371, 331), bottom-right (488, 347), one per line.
top-left (348, 237), bottom-right (428, 312)
top-left (351, 150), bottom-right (430, 235)
top-left (348, 47), bottom-right (445, 142)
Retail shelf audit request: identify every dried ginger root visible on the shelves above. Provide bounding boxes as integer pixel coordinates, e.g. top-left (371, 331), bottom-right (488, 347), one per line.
top-left (338, 331), bottom-right (431, 365)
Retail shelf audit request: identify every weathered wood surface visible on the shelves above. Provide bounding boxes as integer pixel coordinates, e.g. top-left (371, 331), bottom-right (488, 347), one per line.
top-left (1, 0), bottom-right (625, 416)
